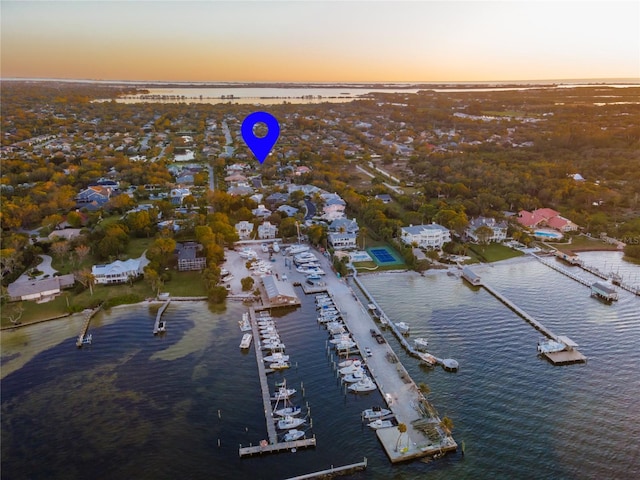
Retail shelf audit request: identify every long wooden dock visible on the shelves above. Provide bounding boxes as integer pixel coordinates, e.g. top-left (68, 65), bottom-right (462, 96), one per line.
top-left (284, 458), bottom-right (367, 480)
top-left (481, 281), bottom-right (558, 339)
top-left (530, 253), bottom-right (592, 287)
top-left (152, 299), bottom-right (170, 334)
top-left (467, 271), bottom-right (587, 365)
top-left (239, 308), bottom-right (317, 457)
top-left (76, 305), bottom-right (101, 347)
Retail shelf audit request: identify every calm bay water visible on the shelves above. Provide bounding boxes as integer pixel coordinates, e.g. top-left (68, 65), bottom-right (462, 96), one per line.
top-left (1, 251), bottom-right (639, 479)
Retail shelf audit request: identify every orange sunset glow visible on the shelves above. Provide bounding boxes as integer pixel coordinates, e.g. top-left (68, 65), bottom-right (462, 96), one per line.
top-left (2, 1), bottom-right (639, 83)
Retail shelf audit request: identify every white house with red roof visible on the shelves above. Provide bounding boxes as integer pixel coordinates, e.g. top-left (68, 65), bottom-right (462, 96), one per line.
top-left (517, 208), bottom-right (578, 232)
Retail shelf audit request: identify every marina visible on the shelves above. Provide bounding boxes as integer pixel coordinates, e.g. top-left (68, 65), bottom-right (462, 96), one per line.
top-left (2, 250), bottom-right (640, 479)
top-left (239, 307), bottom-right (316, 457)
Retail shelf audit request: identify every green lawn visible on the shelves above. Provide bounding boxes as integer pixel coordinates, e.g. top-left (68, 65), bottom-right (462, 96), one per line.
top-left (1, 295), bottom-right (71, 327)
top-left (468, 243), bottom-right (524, 263)
top-left (548, 234), bottom-right (620, 252)
top-left (127, 237), bottom-right (153, 258)
top-left (163, 271), bottom-right (207, 297)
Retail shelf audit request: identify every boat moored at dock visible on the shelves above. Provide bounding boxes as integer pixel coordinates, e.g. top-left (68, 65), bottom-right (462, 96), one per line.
top-left (240, 333), bottom-right (253, 349)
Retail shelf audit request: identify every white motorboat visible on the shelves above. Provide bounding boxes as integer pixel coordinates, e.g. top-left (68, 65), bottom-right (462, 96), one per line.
top-left (277, 415), bottom-right (305, 430)
top-left (330, 334), bottom-right (353, 344)
top-left (263, 352), bottom-right (289, 363)
top-left (339, 360), bottom-right (362, 375)
top-left (362, 406), bottom-right (392, 420)
top-left (271, 387), bottom-right (296, 401)
top-left (272, 242), bottom-right (280, 253)
top-left (342, 369), bottom-right (366, 383)
top-left (327, 324), bottom-right (346, 335)
top-left (334, 340), bottom-right (357, 352)
top-left (261, 243), bottom-right (269, 253)
top-left (537, 338), bottom-right (567, 354)
top-left (368, 419), bottom-right (394, 429)
top-left (157, 320), bottom-right (166, 333)
top-left (238, 312), bottom-right (251, 332)
top-left (414, 337), bottom-right (428, 351)
top-left (338, 358), bottom-right (360, 369)
top-left (274, 405), bottom-right (302, 417)
top-left (317, 315), bottom-right (340, 324)
top-left (239, 333), bottom-right (252, 349)
top-left (269, 361), bottom-right (291, 371)
top-left (348, 376), bottom-right (377, 393)
top-left (296, 266), bottom-right (325, 275)
top-left (261, 333), bottom-right (280, 342)
top-left (239, 248), bottom-right (257, 259)
top-left (395, 322), bottom-right (410, 335)
top-left (261, 341), bottom-right (286, 351)
top-left (285, 244), bottom-right (309, 255)
top-left (283, 429), bottom-right (305, 442)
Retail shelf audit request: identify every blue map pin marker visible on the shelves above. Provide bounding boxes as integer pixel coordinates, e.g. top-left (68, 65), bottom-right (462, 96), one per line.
top-left (241, 111), bottom-right (280, 164)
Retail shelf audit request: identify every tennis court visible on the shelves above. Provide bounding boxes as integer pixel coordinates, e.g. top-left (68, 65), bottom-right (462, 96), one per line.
top-left (367, 246), bottom-right (403, 265)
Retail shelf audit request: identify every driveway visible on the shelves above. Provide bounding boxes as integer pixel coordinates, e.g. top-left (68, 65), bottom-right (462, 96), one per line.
top-left (14, 255), bottom-right (59, 283)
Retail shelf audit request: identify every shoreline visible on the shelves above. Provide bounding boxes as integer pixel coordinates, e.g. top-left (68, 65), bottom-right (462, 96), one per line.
top-left (2, 247), bottom-right (633, 330)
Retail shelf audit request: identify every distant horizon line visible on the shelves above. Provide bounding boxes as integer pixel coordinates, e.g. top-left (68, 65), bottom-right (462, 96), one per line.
top-left (3, 76), bottom-right (640, 86)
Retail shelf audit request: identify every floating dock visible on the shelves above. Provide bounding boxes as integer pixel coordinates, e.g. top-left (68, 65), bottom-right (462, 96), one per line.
top-left (239, 307), bottom-right (316, 457)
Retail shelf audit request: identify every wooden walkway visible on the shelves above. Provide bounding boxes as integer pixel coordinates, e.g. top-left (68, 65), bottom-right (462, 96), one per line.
top-left (284, 458), bottom-right (367, 480)
top-left (248, 307), bottom-right (278, 445)
top-left (239, 307), bottom-right (318, 457)
top-left (76, 305), bottom-right (102, 347)
top-left (153, 299), bottom-right (171, 334)
top-left (481, 282), bottom-right (558, 340)
top-left (530, 253), bottom-right (592, 288)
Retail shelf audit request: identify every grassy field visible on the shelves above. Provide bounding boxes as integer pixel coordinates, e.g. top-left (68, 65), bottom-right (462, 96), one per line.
top-left (547, 234), bottom-right (621, 252)
top-left (467, 243), bottom-right (525, 263)
top-left (163, 271), bottom-right (207, 297)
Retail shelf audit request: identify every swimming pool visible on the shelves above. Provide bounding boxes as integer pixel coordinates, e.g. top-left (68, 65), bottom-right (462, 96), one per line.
top-left (534, 230), bottom-right (563, 239)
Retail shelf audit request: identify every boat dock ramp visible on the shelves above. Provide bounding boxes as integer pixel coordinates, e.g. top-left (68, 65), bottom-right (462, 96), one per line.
top-left (239, 307), bottom-right (316, 458)
top-left (152, 298), bottom-right (171, 334)
top-left (462, 268), bottom-right (587, 365)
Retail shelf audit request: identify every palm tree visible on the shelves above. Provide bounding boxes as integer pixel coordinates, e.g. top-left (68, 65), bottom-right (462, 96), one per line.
top-left (440, 416), bottom-right (454, 436)
top-left (418, 382), bottom-right (431, 396)
top-left (394, 422), bottom-right (407, 452)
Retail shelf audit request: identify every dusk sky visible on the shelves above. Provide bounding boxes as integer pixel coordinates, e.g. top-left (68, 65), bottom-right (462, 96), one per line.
top-left (2, 1), bottom-right (639, 83)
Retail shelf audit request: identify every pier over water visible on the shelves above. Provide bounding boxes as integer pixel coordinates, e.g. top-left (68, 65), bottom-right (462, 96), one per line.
top-left (462, 268), bottom-right (587, 365)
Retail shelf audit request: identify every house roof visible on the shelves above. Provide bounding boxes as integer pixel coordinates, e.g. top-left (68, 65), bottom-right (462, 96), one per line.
top-left (402, 224), bottom-right (449, 235)
top-left (92, 257), bottom-right (148, 276)
top-left (262, 276), bottom-right (297, 300)
top-left (8, 274), bottom-right (75, 298)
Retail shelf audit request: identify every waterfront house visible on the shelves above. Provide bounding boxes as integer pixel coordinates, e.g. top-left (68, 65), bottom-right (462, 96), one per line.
top-left (258, 221), bottom-right (278, 240)
top-left (328, 232), bottom-right (358, 250)
top-left (92, 256), bottom-right (149, 285)
top-left (466, 217), bottom-right (508, 243)
top-left (235, 221), bottom-right (254, 240)
top-left (329, 217), bottom-right (359, 235)
top-left (399, 223), bottom-right (451, 250)
top-left (517, 208), bottom-right (578, 232)
top-left (176, 242), bottom-right (206, 271)
top-left (7, 274), bottom-right (75, 303)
